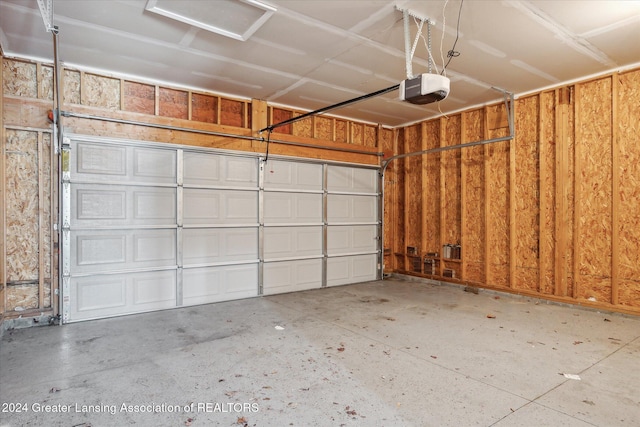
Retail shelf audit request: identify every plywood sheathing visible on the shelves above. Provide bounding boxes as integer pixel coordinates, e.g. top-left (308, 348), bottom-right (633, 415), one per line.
top-left (575, 78), bottom-right (613, 304)
top-left (5, 130), bottom-right (39, 309)
top-left (83, 73), bottom-right (120, 110)
top-left (442, 116), bottom-right (461, 246)
top-left (158, 87), bottom-right (188, 120)
top-left (123, 81), bottom-right (156, 115)
top-left (539, 91), bottom-right (557, 295)
top-left (423, 121), bottom-right (440, 258)
top-left (394, 130), bottom-right (406, 268)
top-left (270, 107), bottom-right (293, 135)
top-left (63, 69), bottom-right (81, 104)
top-left (462, 109), bottom-right (485, 284)
top-left (39, 65), bottom-right (54, 101)
top-left (190, 93), bottom-right (217, 124)
top-left (335, 120), bottom-right (348, 143)
top-left (351, 123), bottom-right (364, 145)
top-left (380, 127), bottom-right (395, 271)
top-left (485, 104), bottom-right (510, 288)
top-left (404, 124), bottom-right (422, 268)
top-left (220, 98), bottom-right (245, 128)
top-left (513, 95), bottom-right (540, 292)
top-left (2, 60), bottom-right (37, 98)
top-left (315, 117), bottom-right (333, 141)
top-left (617, 70), bottom-right (640, 307)
top-left (292, 114), bottom-right (313, 138)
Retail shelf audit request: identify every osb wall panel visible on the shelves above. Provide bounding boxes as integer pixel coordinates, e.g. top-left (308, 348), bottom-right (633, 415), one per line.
top-left (2, 59), bottom-right (37, 98)
top-left (364, 125), bottom-right (377, 148)
top-left (576, 77), bottom-right (612, 303)
top-left (40, 65), bottom-right (54, 101)
top-left (123, 81), bottom-right (155, 115)
top-left (292, 116), bottom-right (313, 138)
top-left (565, 95), bottom-right (577, 297)
top-left (462, 109), bottom-right (485, 283)
top-left (315, 117), bottom-right (333, 141)
top-left (513, 96), bottom-right (540, 291)
top-left (539, 91), bottom-right (556, 295)
top-left (486, 104), bottom-right (510, 287)
top-left (158, 87), bottom-right (188, 120)
top-left (335, 120), bottom-right (348, 143)
top-left (43, 133), bottom-right (52, 307)
top-left (352, 123), bottom-right (364, 145)
top-left (63, 69), bottom-right (81, 104)
top-left (83, 73), bottom-right (121, 110)
top-left (405, 125), bottom-right (422, 251)
top-left (616, 70), bottom-right (640, 307)
top-left (424, 121), bottom-right (440, 254)
top-left (381, 128), bottom-right (396, 264)
top-left (395, 130), bottom-right (406, 255)
top-left (191, 93), bottom-right (218, 124)
top-left (5, 130), bottom-right (39, 284)
top-left (442, 115), bottom-right (461, 246)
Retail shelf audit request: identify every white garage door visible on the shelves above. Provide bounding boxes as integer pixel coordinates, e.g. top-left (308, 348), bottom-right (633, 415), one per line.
top-left (61, 135), bottom-right (379, 322)
top-left (326, 166), bottom-right (379, 286)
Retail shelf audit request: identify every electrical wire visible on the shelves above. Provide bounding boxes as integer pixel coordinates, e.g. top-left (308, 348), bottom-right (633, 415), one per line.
top-left (442, 0), bottom-right (464, 74)
top-left (440, 0), bottom-right (449, 76)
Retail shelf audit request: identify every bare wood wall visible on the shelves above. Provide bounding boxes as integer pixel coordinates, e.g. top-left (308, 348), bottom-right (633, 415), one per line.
top-left (1, 56), bottom-right (389, 322)
top-left (385, 68), bottom-right (640, 315)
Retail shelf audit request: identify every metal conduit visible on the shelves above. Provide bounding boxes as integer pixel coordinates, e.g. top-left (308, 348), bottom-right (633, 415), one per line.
top-left (377, 91), bottom-right (514, 280)
top-left (59, 110), bottom-right (382, 157)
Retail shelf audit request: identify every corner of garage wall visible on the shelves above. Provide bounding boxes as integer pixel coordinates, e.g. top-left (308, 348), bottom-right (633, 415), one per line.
top-left (1, 54), bottom-right (58, 330)
top-left (385, 67), bottom-right (640, 316)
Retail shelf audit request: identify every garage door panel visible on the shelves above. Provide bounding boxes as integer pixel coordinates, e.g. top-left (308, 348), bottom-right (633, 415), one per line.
top-left (183, 188), bottom-right (258, 225)
top-left (73, 142), bottom-right (177, 184)
top-left (183, 264), bottom-right (258, 305)
top-left (264, 192), bottom-right (322, 224)
top-left (71, 229), bottom-right (176, 273)
top-left (132, 147), bottom-right (177, 182)
top-left (327, 166), bottom-right (377, 193)
top-left (327, 194), bottom-right (377, 223)
top-left (183, 228), bottom-right (258, 265)
top-left (264, 226), bottom-right (322, 259)
top-left (327, 254), bottom-right (377, 287)
top-left (263, 259), bottom-right (322, 295)
top-left (73, 184), bottom-right (177, 227)
top-left (74, 143), bottom-right (126, 178)
top-left (70, 270), bottom-right (177, 321)
top-left (183, 152), bottom-right (257, 187)
top-left (264, 160), bottom-right (322, 191)
top-left (327, 225), bottom-right (377, 255)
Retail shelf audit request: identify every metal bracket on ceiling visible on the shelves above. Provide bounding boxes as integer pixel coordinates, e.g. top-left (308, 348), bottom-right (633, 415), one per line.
top-left (37, 0), bottom-right (55, 32)
top-left (397, 6), bottom-right (435, 79)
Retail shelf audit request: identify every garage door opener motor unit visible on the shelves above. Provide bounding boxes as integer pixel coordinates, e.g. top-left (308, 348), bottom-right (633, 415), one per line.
top-left (399, 73), bottom-right (450, 105)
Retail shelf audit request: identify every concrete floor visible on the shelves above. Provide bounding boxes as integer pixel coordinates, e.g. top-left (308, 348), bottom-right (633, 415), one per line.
top-left (1, 276), bottom-right (639, 427)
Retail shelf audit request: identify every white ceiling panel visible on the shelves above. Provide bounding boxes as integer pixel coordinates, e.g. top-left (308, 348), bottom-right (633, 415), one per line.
top-left (1, 0), bottom-right (639, 127)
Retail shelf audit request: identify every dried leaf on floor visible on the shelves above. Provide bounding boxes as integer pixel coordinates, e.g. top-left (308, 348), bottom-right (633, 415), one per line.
top-left (184, 418), bottom-right (193, 426)
top-left (49, 387), bottom-right (61, 393)
top-left (573, 341), bottom-right (583, 345)
top-left (486, 314), bottom-right (496, 319)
